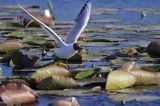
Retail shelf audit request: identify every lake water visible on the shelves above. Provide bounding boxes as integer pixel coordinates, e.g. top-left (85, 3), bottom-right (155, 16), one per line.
top-left (1, 0), bottom-right (160, 21)
top-left (1, 0), bottom-right (160, 106)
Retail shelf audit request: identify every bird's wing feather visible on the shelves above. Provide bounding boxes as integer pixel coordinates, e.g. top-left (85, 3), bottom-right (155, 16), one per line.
top-left (65, 0), bottom-right (91, 44)
top-left (18, 4), bottom-right (65, 47)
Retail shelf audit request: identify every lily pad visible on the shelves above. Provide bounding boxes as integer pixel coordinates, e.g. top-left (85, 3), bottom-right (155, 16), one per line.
top-left (119, 48), bottom-right (138, 56)
top-left (75, 69), bottom-right (95, 80)
top-left (0, 42), bottom-right (22, 53)
top-left (86, 38), bottom-right (127, 42)
top-left (0, 83), bottom-right (37, 105)
top-left (36, 76), bottom-right (79, 90)
top-left (106, 71), bottom-right (136, 90)
top-left (11, 49), bottom-right (41, 68)
top-left (32, 65), bottom-right (70, 79)
top-left (37, 88), bottom-right (101, 96)
top-left (92, 8), bottom-right (118, 15)
top-left (109, 93), bottom-right (160, 102)
top-left (129, 69), bottom-right (160, 85)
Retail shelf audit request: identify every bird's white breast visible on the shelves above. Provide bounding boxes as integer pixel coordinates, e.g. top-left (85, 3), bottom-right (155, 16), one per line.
top-left (55, 44), bottom-right (76, 59)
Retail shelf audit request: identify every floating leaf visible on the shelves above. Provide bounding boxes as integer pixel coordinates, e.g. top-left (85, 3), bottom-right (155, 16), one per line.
top-left (37, 88), bottom-right (101, 96)
top-left (86, 38), bottom-right (127, 42)
top-left (32, 65), bottom-right (70, 79)
top-left (85, 27), bottom-right (106, 33)
top-left (51, 97), bottom-right (80, 106)
top-left (106, 71), bottom-right (136, 90)
top-left (68, 53), bottom-right (83, 62)
top-left (0, 67), bottom-right (2, 76)
top-left (109, 93), bottom-right (160, 102)
top-left (53, 62), bottom-right (68, 69)
top-left (127, 48), bottom-right (138, 56)
top-left (80, 77), bottom-right (106, 87)
top-left (141, 66), bottom-right (157, 72)
top-left (0, 83), bottom-right (37, 105)
top-left (109, 57), bottom-right (126, 65)
top-left (119, 61), bottom-right (135, 72)
top-left (86, 86), bottom-right (101, 93)
top-left (0, 42), bottom-right (22, 53)
top-left (36, 76), bottom-right (79, 90)
top-left (92, 8), bottom-right (118, 15)
top-left (75, 69), bottom-right (95, 80)
top-left (11, 49), bottom-right (41, 67)
top-left (129, 69), bottom-right (160, 85)
top-left (82, 53), bottom-right (104, 61)
top-left (119, 48), bottom-right (138, 57)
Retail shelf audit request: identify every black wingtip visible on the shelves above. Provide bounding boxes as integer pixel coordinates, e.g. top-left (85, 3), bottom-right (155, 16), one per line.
top-left (75, 0), bottom-right (91, 22)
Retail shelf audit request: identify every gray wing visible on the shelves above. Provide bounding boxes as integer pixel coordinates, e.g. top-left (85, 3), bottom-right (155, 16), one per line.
top-left (65, 0), bottom-right (91, 44)
top-left (18, 4), bottom-right (65, 47)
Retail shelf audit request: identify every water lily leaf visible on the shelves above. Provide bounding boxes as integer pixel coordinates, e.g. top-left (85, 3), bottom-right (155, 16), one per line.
top-left (139, 53), bottom-right (155, 62)
top-left (83, 53), bottom-right (104, 61)
top-left (80, 77), bottom-right (106, 87)
top-left (23, 38), bottom-right (47, 46)
top-left (109, 57), bottom-right (126, 65)
top-left (119, 48), bottom-right (138, 57)
top-left (75, 69), bottom-right (95, 80)
top-left (32, 65), bottom-right (70, 79)
top-left (85, 27), bottom-right (106, 33)
top-left (140, 66), bottom-right (157, 72)
top-left (11, 49), bottom-right (41, 67)
top-left (118, 61), bottom-right (135, 72)
top-left (68, 53), bottom-right (83, 62)
top-left (133, 95), bottom-right (160, 102)
top-left (106, 71), bottom-right (136, 90)
top-left (86, 38), bottom-right (127, 42)
top-left (37, 88), bottom-right (101, 96)
top-left (90, 18), bottom-right (122, 23)
top-left (0, 83), bottom-right (37, 105)
top-left (36, 76), bottom-right (79, 90)
top-left (0, 42), bottom-right (22, 53)
top-left (5, 31), bottom-right (25, 39)
top-left (129, 69), bottom-right (160, 85)
top-left (86, 86), bottom-right (101, 93)
top-left (51, 97), bottom-right (80, 106)
top-left (53, 62), bottom-right (68, 69)
top-left (0, 67), bottom-right (2, 76)
top-left (109, 93), bottom-right (160, 102)
top-left (92, 8), bottom-right (118, 15)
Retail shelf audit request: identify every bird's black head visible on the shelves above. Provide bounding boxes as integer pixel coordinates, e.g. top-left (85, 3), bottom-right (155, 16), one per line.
top-left (73, 43), bottom-right (83, 51)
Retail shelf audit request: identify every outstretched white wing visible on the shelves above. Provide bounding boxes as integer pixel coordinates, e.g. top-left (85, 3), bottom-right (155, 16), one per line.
top-left (65, 0), bottom-right (91, 44)
top-left (18, 4), bottom-right (65, 47)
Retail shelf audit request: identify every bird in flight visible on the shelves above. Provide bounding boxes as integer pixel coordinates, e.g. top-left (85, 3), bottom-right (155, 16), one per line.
top-left (18, 0), bottom-right (91, 59)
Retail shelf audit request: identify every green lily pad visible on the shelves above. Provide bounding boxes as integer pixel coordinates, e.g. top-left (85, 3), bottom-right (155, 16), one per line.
top-left (92, 8), bottom-right (118, 15)
top-left (129, 69), bottom-right (160, 85)
top-left (75, 69), bottom-right (95, 80)
top-left (37, 88), bottom-right (101, 96)
top-left (83, 53), bottom-right (104, 61)
top-left (109, 93), bottom-right (160, 102)
top-left (86, 38), bottom-right (127, 42)
top-left (106, 71), bottom-right (136, 90)
top-left (32, 65), bottom-right (70, 79)
top-left (36, 76), bottom-right (79, 90)
top-left (90, 18), bottom-right (122, 23)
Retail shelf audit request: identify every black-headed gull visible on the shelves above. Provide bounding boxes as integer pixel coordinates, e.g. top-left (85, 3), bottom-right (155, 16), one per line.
top-left (18, 0), bottom-right (91, 59)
